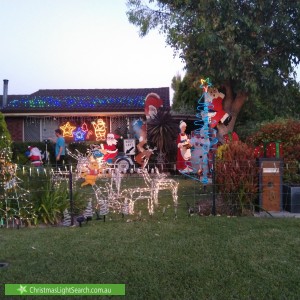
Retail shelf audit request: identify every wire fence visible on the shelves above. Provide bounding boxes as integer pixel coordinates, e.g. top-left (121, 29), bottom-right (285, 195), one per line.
top-left (1, 158), bottom-right (299, 228)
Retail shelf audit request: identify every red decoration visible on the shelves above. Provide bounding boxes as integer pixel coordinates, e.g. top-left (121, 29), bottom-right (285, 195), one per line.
top-left (253, 142), bottom-right (284, 158)
top-left (205, 87), bottom-right (232, 128)
top-left (144, 93), bottom-right (163, 120)
top-left (253, 144), bottom-right (265, 158)
top-left (266, 142), bottom-right (284, 158)
top-left (102, 133), bottom-right (119, 162)
top-left (223, 132), bottom-right (239, 143)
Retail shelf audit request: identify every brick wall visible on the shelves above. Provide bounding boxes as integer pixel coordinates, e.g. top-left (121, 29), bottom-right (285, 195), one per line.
top-left (5, 117), bottom-right (23, 141)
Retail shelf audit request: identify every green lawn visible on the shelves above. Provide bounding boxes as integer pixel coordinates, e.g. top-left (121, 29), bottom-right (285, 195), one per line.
top-left (1, 215), bottom-right (300, 299)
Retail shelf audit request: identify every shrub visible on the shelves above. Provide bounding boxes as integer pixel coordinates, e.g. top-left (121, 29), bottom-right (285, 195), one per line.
top-left (17, 169), bottom-right (86, 226)
top-left (0, 112), bottom-right (12, 160)
top-left (215, 141), bottom-right (259, 215)
top-left (246, 119), bottom-right (300, 184)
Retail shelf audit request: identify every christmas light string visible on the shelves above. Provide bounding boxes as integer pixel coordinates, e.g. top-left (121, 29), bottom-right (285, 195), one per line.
top-left (8, 96), bottom-right (146, 109)
top-left (0, 154), bottom-right (36, 228)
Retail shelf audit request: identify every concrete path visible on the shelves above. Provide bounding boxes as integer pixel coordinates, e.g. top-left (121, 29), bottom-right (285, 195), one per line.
top-left (255, 211), bottom-right (300, 218)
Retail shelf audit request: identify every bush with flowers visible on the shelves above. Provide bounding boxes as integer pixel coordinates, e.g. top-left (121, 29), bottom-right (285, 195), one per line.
top-left (246, 119), bottom-right (300, 184)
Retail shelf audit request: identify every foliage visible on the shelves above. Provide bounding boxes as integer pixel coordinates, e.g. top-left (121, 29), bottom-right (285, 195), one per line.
top-left (171, 72), bottom-right (200, 113)
top-left (235, 81), bottom-right (300, 140)
top-left (216, 141), bottom-right (259, 215)
top-left (127, 0), bottom-right (300, 132)
top-left (68, 141), bottom-right (90, 154)
top-left (0, 112), bottom-right (12, 159)
top-left (147, 108), bottom-right (178, 164)
top-left (17, 170), bottom-right (70, 225)
top-left (0, 114), bottom-right (14, 219)
top-left (66, 141), bottom-right (94, 166)
top-left (37, 183), bottom-right (68, 225)
top-left (246, 119), bottom-right (300, 183)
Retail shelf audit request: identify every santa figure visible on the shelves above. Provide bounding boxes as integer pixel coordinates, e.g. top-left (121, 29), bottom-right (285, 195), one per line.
top-left (144, 93), bottom-right (163, 120)
top-left (176, 121), bottom-right (192, 172)
top-left (204, 87), bottom-right (232, 128)
top-left (102, 133), bottom-right (120, 163)
top-left (27, 146), bottom-right (43, 167)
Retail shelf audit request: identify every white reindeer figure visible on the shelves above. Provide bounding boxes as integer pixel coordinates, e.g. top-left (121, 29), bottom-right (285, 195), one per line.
top-left (141, 168), bottom-right (179, 214)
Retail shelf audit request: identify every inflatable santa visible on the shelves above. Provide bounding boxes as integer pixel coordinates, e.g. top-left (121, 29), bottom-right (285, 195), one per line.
top-left (27, 146), bottom-right (43, 167)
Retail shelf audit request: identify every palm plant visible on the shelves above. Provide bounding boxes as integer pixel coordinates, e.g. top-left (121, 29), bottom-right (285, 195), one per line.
top-left (147, 108), bottom-right (178, 168)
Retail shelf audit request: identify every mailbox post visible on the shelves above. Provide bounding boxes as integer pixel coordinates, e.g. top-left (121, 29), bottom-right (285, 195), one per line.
top-left (259, 158), bottom-right (283, 212)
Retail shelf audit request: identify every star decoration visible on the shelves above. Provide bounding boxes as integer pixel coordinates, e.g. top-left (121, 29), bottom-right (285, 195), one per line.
top-left (17, 285), bottom-right (27, 295)
top-left (60, 122), bottom-right (76, 137)
top-left (200, 78), bottom-right (212, 93)
top-left (73, 127), bottom-right (87, 141)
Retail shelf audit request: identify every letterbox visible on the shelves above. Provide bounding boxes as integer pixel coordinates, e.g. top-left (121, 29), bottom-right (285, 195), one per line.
top-left (259, 158), bottom-right (283, 212)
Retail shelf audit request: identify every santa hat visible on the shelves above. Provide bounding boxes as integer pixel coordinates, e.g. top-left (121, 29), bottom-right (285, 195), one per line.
top-left (179, 120), bottom-right (187, 129)
top-left (107, 133), bottom-right (120, 139)
top-left (144, 93), bottom-right (163, 116)
top-left (28, 146), bottom-right (33, 150)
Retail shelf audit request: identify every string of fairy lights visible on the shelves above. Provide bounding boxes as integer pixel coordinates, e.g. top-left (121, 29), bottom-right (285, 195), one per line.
top-left (7, 96), bottom-right (146, 109)
top-left (0, 139), bottom-right (37, 228)
top-left (24, 115), bottom-right (131, 142)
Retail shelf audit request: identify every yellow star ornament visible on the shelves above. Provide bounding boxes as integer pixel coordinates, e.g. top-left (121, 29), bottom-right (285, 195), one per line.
top-left (200, 78), bottom-right (212, 92)
top-left (60, 122), bottom-right (76, 137)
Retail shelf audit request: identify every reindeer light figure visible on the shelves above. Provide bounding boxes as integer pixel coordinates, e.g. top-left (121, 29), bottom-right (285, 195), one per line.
top-left (141, 168), bottom-right (179, 215)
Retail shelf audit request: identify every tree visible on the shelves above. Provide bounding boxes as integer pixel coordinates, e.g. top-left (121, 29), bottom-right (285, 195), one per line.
top-left (235, 80), bottom-right (300, 139)
top-left (171, 72), bottom-right (200, 113)
top-left (0, 112), bottom-right (12, 156)
top-left (127, 0), bottom-right (300, 136)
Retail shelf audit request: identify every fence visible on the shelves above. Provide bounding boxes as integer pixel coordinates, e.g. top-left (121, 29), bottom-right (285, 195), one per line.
top-left (0, 159), bottom-right (299, 228)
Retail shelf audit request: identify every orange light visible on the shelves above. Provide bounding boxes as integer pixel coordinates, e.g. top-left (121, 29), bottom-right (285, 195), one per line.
top-left (91, 118), bottom-right (106, 141)
top-left (60, 122), bottom-right (76, 137)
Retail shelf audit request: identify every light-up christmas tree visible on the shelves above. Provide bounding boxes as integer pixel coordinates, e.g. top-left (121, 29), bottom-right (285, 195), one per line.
top-left (0, 113), bottom-right (36, 227)
top-left (83, 199), bottom-right (93, 221)
top-left (63, 209), bottom-right (72, 226)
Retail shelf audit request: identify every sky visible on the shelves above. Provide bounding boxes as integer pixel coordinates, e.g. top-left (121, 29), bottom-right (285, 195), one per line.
top-left (1, 0), bottom-right (299, 99)
top-left (0, 0), bottom-right (185, 98)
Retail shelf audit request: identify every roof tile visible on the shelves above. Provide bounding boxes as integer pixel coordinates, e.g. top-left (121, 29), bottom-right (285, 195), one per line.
top-left (1, 87), bottom-right (170, 113)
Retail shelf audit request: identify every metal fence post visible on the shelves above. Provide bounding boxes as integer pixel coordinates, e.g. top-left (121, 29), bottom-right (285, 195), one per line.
top-left (69, 170), bottom-right (74, 226)
top-left (212, 153), bottom-right (216, 216)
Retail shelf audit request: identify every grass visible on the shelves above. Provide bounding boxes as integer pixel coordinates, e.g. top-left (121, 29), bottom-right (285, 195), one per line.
top-left (1, 173), bottom-right (300, 299)
top-left (1, 216), bottom-right (300, 299)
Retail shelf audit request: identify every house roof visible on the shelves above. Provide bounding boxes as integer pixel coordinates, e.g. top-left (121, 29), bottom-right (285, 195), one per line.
top-left (1, 87), bottom-right (170, 115)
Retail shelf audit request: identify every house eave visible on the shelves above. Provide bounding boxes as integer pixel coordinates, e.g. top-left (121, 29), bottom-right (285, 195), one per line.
top-left (2, 111), bottom-right (145, 117)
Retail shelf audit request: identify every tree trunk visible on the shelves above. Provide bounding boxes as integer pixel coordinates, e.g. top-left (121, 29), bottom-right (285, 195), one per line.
top-left (217, 82), bottom-right (248, 142)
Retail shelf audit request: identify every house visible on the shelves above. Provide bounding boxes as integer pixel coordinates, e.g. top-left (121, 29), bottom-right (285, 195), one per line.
top-left (0, 80), bottom-right (170, 143)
